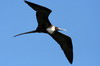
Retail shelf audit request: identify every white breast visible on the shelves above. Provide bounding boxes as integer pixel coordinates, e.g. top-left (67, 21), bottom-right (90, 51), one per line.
top-left (46, 26), bottom-right (55, 34)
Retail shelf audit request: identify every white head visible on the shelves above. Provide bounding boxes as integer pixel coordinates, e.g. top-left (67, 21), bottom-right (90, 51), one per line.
top-left (47, 25), bottom-right (66, 34)
top-left (47, 26), bottom-right (55, 34)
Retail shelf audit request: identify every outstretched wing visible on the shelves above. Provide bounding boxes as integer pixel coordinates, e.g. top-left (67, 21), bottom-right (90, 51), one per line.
top-left (49, 31), bottom-right (73, 64)
top-left (24, 1), bottom-right (52, 27)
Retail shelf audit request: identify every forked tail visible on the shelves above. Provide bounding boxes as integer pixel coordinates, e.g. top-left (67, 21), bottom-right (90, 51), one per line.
top-left (14, 30), bottom-right (37, 37)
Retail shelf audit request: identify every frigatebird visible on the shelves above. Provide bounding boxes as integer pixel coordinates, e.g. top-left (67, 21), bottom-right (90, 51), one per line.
top-left (14, 0), bottom-right (73, 64)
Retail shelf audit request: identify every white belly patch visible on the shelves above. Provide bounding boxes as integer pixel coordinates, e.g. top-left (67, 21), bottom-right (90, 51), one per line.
top-left (47, 26), bottom-right (55, 34)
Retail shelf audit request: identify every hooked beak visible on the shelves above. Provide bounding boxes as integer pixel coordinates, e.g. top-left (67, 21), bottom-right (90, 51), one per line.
top-left (58, 28), bottom-right (66, 31)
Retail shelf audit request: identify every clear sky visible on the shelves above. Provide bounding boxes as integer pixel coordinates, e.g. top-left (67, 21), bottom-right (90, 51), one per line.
top-left (0, 0), bottom-right (100, 66)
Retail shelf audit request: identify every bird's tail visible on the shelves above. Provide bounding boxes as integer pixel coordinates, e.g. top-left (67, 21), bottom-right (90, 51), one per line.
top-left (13, 30), bottom-right (37, 37)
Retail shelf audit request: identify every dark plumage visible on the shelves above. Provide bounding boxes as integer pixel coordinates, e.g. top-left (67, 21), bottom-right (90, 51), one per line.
top-left (14, 0), bottom-right (73, 64)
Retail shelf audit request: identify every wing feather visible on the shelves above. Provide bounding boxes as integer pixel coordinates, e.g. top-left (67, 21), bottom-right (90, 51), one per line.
top-left (25, 1), bottom-right (52, 16)
top-left (49, 31), bottom-right (73, 64)
top-left (25, 1), bottom-right (52, 27)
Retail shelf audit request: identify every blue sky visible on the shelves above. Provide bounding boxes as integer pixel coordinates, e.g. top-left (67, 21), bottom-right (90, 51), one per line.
top-left (0, 0), bottom-right (100, 66)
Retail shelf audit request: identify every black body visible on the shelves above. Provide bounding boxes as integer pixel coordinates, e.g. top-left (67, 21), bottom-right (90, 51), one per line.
top-left (14, 0), bottom-right (73, 64)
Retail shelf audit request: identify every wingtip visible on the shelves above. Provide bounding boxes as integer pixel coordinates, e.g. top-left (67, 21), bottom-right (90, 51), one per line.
top-left (24, 0), bottom-right (27, 3)
top-left (68, 54), bottom-right (73, 64)
top-left (68, 56), bottom-right (73, 64)
top-left (69, 60), bottom-right (73, 64)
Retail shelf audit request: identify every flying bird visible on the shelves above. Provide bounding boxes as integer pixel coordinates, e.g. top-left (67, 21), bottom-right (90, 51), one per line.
top-left (14, 0), bottom-right (73, 64)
